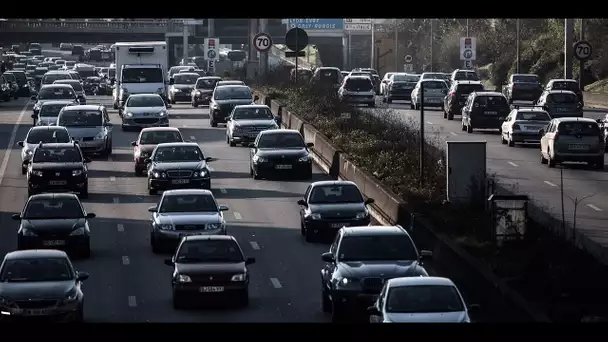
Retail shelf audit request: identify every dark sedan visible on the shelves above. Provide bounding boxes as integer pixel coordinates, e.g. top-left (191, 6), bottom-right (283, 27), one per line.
top-left (168, 73), bottom-right (199, 104)
top-left (131, 127), bottom-right (184, 176)
top-left (191, 76), bottom-right (222, 107)
top-left (209, 85), bottom-right (257, 127)
top-left (0, 250), bottom-right (88, 322)
top-left (165, 235), bottom-right (255, 308)
top-left (298, 180), bottom-right (374, 242)
top-left (12, 193), bottom-right (95, 258)
top-left (249, 129), bottom-right (313, 180)
top-left (146, 142), bottom-right (214, 195)
top-left (5, 71), bottom-right (30, 97)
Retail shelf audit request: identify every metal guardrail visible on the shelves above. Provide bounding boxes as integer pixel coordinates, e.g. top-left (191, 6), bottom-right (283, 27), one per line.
top-left (0, 20), bottom-right (183, 34)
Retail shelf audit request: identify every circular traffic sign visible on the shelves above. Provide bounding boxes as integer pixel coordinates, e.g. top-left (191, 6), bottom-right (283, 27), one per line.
top-left (285, 28), bottom-right (309, 52)
top-left (463, 49), bottom-right (473, 60)
top-left (573, 40), bottom-right (592, 61)
top-left (253, 32), bottom-right (273, 53)
top-left (207, 49), bottom-right (217, 60)
top-left (404, 55), bottom-right (412, 63)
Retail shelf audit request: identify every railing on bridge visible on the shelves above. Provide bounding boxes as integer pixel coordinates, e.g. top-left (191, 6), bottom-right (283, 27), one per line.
top-left (0, 19), bottom-right (182, 34)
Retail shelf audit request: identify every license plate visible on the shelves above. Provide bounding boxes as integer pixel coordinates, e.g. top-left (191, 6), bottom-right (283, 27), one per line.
top-left (485, 111), bottom-right (498, 115)
top-left (25, 309), bottom-right (50, 316)
top-left (557, 108), bottom-right (568, 112)
top-left (172, 179), bottom-right (190, 184)
top-left (49, 180), bottom-right (67, 185)
top-left (568, 144), bottom-right (588, 150)
top-left (43, 240), bottom-right (65, 246)
top-left (200, 286), bottom-right (224, 293)
top-left (427, 98), bottom-right (440, 103)
top-left (330, 223), bottom-right (347, 229)
top-left (275, 164), bottom-right (292, 170)
top-left (248, 133), bottom-right (258, 138)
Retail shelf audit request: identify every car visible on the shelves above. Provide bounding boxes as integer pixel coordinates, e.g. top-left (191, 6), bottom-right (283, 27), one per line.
top-left (25, 142), bottom-right (91, 198)
top-left (60, 43), bottom-right (73, 51)
top-left (2, 72), bottom-right (20, 100)
top-left (57, 105), bottom-right (112, 157)
top-left (82, 76), bottom-right (102, 95)
top-left (226, 105), bottom-right (279, 147)
top-left (501, 107), bottom-right (551, 146)
top-left (410, 79), bottom-right (448, 110)
top-left (47, 64), bottom-right (61, 71)
top-left (310, 67), bottom-right (342, 89)
top-left (379, 72), bottom-right (396, 95)
top-left (148, 189), bottom-right (229, 253)
top-left (367, 277), bottom-right (476, 323)
top-left (146, 142), bottom-right (214, 195)
top-left (168, 65), bottom-right (195, 79)
top-left (33, 100), bottom-right (77, 126)
top-left (40, 70), bottom-right (72, 86)
top-left (63, 61), bottom-right (77, 70)
top-left (215, 80), bottom-right (245, 88)
top-left (249, 129), bottom-right (313, 180)
top-left (209, 85), bottom-right (256, 127)
top-left (0, 249), bottom-right (89, 322)
top-left (0, 75), bottom-right (11, 102)
top-left (12, 62), bottom-right (26, 72)
top-left (32, 84), bottom-right (79, 116)
top-left (535, 90), bottom-right (583, 119)
top-left (131, 127), bottom-right (184, 176)
top-left (543, 79), bottom-right (584, 106)
top-left (121, 93), bottom-right (169, 131)
top-left (437, 72), bottom-right (452, 88)
top-left (383, 73), bottom-right (419, 103)
top-left (28, 43), bottom-right (42, 55)
top-left (13, 193), bottom-right (95, 257)
top-left (443, 81), bottom-right (485, 120)
top-left (168, 72), bottom-right (200, 104)
top-left (191, 76), bottom-right (222, 107)
top-left (55, 60), bottom-right (67, 67)
top-left (164, 235), bottom-right (255, 308)
top-left (461, 92), bottom-right (510, 133)
top-left (298, 180), bottom-right (374, 242)
top-left (18, 126), bottom-right (72, 174)
top-left (540, 117), bottom-right (604, 169)
top-left (53, 79), bottom-right (86, 104)
top-left (597, 114), bottom-right (608, 150)
top-left (320, 226), bottom-right (432, 322)
top-left (5, 70), bottom-right (30, 97)
top-left (338, 76), bottom-right (376, 107)
top-left (450, 69), bottom-right (479, 84)
top-left (353, 68), bottom-right (380, 91)
top-left (66, 70), bottom-right (82, 82)
top-left (502, 73), bottom-right (543, 104)
top-left (420, 72), bottom-right (447, 81)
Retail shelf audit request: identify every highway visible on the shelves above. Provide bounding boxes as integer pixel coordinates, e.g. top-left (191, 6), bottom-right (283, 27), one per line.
top-left (379, 99), bottom-right (608, 257)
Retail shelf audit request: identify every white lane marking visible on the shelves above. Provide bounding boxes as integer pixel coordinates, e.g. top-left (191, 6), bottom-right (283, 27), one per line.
top-left (450, 132), bottom-right (458, 136)
top-left (544, 181), bottom-right (557, 187)
top-left (189, 136), bottom-right (196, 140)
top-left (426, 121), bottom-right (433, 125)
top-left (122, 256), bottom-right (130, 265)
top-left (207, 165), bottom-right (215, 172)
top-left (181, 125), bottom-right (188, 128)
top-left (110, 176), bottom-right (116, 182)
top-left (233, 212), bottom-right (242, 220)
top-left (174, 115), bottom-right (180, 119)
top-left (117, 224), bottom-right (125, 232)
top-left (128, 296), bottom-right (137, 307)
top-left (109, 155), bottom-right (113, 162)
top-left (113, 197), bottom-right (120, 204)
top-left (270, 278), bottom-right (282, 289)
top-left (249, 241), bottom-right (260, 250)
top-left (0, 100), bottom-right (30, 186)
top-left (220, 188), bottom-right (227, 194)
top-left (507, 161), bottom-right (519, 167)
top-left (587, 204), bottom-right (603, 212)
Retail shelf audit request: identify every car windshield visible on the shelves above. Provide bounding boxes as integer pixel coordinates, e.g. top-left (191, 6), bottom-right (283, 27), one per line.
top-left (3, 73), bottom-right (16, 82)
top-left (11, 72), bottom-right (26, 83)
top-left (338, 235), bottom-right (417, 261)
top-left (349, 72), bottom-right (371, 78)
top-left (23, 197), bottom-right (85, 219)
top-left (516, 111), bottom-right (551, 121)
top-left (58, 110), bottom-right (102, 127)
top-left (454, 72), bottom-right (479, 81)
top-left (456, 84), bottom-right (484, 94)
top-left (214, 87), bottom-right (252, 100)
top-left (77, 69), bottom-right (97, 78)
top-left (257, 133), bottom-right (304, 148)
top-left (513, 75), bottom-right (539, 83)
top-left (43, 74), bottom-right (71, 84)
top-left (32, 147), bottom-right (82, 163)
top-left (34, 68), bottom-right (48, 76)
top-left (319, 69), bottom-right (341, 83)
top-left (558, 122), bottom-right (600, 136)
top-left (474, 96), bottom-right (507, 108)
top-left (176, 240), bottom-right (243, 263)
top-left (309, 184), bottom-right (363, 204)
top-left (38, 87), bottom-right (76, 100)
top-left (196, 78), bottom-right (220, 89)
top-left (56, 81), bottom-right (82, 92)
top-left (122, 68), bottom-right (163, 83)
top-left (127, 96), bottom-right (165, 108)
top-left (139, 131), bottom-right (182, 145)
top-left (551, 81), bottom-right (579, 91)
top-left (386, 285), bottom-right (464, 313)
top-left (153, 146), bottom-right (203, 162)
top-left (393, 74), bottom-right (419, 82)
top-left (548, 93), bottom-right (578, 104)
top-left (174, 74), bottom-right (199, 85)
top-left (40, 104), bottom-right (70, 118)
top-left (345, 78), bottom-right (373, 91)
top-left (170, 67), bottom-right (191, 76)
top-left (233, 107), bottom-right (273, 120)
top-left (65, 61), bottom-right (76, 67)
top-left (26, 129), bottom-right (71, 144)
top-left (0, 257), bottom-right (73, 283)
top-left (108, 69), bottom-right (116, 78)
top-left (160, 194), bottom-right (217, 213)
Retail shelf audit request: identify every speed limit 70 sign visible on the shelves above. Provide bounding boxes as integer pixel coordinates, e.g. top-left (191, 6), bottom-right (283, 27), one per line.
top-left (573, 40), bottom-right (593, 61)
top-left (253, 33), bottom-right (273, 53)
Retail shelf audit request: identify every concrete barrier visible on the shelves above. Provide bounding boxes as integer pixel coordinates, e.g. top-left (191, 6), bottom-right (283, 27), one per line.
top-left (270, 99), bottom-right (282, 118)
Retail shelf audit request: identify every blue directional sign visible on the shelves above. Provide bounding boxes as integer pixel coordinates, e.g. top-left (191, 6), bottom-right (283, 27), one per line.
top-left (287, 19), bottom-right (344, 30)
top-left (207, 50), bottom-right (217, 60)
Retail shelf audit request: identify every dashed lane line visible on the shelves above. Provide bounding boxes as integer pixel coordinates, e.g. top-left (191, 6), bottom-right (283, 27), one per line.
top-left (122, 256), bottom-right (130, 265)
top-left (110, 176), bottom-right (116, 182)
top-left (117, 224), bottom-right (125, 232)
top-left (189, 136), bottom-right (196, 140)
top-left (544, 181), bottom-right (557, 187)
top-left (128, 296), bottom-right (137, 307)
top-left (220, 188), bottom-right (227, 194)
top-left (426, 121), bottom-right (433, 125)
top-left (587, 204), bottom-right (603, 212)
top-left (113, 197), bottom-right (120, 204)
top-left (249, 241), bottom-right (260, 250)
top-left (233, 212), bottom-right (242, 220)
top-left (270, 278), bottom-right (282, 289)
top-left (449, 132), bottom-right (458, 136)
top-left (507, 161), bottom-right (519, 167)
top-left (0, 100), bottom-right (30, 187)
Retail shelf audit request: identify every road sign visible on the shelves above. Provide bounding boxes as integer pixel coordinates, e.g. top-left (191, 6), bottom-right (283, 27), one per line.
top-left (464, 60), bottom-right (473, 69)
top-left (208, 60), bottom-right (215, 74)
top-left (285, 28), bottom-right (309, 52)
top-left (287, 19), bottom-right (344, 30)
top-left (459, 37), bottom-right (476, 61)
top-left (404, 55), bottom-right (413, 63)
top-left (404, 64), bottom-right (413, 73)
top-left (183, 19), bottom-right (204, 25)
top-left (573, 40), bottom-right (592, 61)
top-left (344, 19), bottom-right (372, 31)
top-left (253, 33), bottom-right (273, 53)
top-left (204, 38), bottom-right (219, 61)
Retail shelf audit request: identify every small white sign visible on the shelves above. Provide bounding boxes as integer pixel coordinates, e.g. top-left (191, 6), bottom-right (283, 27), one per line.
top-left (344, 19), bottom-right (372, 24)
top-left (204, 38), bottom-right (219, 61)
top-left (208, 60), bottom-right (215, 74)
top-left (464, 60), bottom-right (473, 69)
top-left (404, 55), bottom-right (413, 63)
top-left (459, 37), bottom-right (476, 61)
top-left (345, 23), bottom-right (372, 31)
top-left (183, 20), bottom-right (204, 25)
top-left (253, 33), bottom-right (273, 53)
top-left (404, 64), bottom-right (414, 73)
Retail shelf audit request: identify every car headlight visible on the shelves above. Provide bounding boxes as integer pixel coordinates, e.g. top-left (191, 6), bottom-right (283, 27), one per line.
top-left (177, 274), bottom-right (191, 283)
top-left (69, 227), bottom-right (86, 236)
top-left (151, 171), bottom-right (166, 178)
top-left (25, 149), bottom-right (33, 156)
top-left (158, 223), bottom-right (174, 230)
top-left (336, 277), bottom-right (360, 288)
top-left (252, 155), bottom-right (267, 163)
top-left (231, 273), bottom-right (246, 282)
top-left (195, 90), bottom-right (201, 96)
top-left (21, 228), bottom-right (38, 237)
top-left (139, 151), bottom-right (149, 158)
top-left (158, 110), bottom-right (167, 117)
top-left (94, 131), bottom-right (105, 140)
top-left (156, 87), bottom-right (165, 94)
top-left (193, 169), bottom-right (207, 178)
top-left (234, 125), bottom-right (242, 132)
top-left (355, 211), bottom-right (369, 219)
top-left (61, 289), bottom-right (78, 305)
top-left (171, 88), bottom-right (181, 93)
top-left (72, 169), bottom-right (83, 176)
top-left (31, 170), bottom-right (43, 177)
top-left (308, 213), bottom-right (321, 220)
top-left (125, 112), bottom-right (133, 118)
top-left (298, 155), bottom-right (310, 162)
top-left (207, 223), bottom-right (221, 230)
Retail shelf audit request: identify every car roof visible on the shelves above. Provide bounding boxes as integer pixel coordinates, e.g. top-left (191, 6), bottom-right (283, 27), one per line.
top-left (29, 126), bottom-right (68, 132)
top-left (175, 72), bottom-right (200, 77)
top-left (217, 80), bottom-right (244, 84)
top-left (156, 142), bottom-right (200, 148)
top-left (554, 117), bottom-right (597, 124)
top-left (40, 100), bottom-right (76, 106)
top-left (512, 73), bottom-right (538, 77)
top-left (215, 85), bottom-right (248, 90)
top-left (198, 76), bottom-right (222, 80)
top-left (259, 129), bottom-right (300, 136)
top-left (5, 249), bottom-right (69, 260)
top-left (40, 84), bottom-right (73, 89)
top-left (346, 75), bottom-right (372, 80)
top-left (30, 192), bottom-right (78, 200)
top-left (234, 104), bottom-right (270, 110)
top-left (388, 276), bottom-right (456, 288)
top-left (311, 180), bottom-right (357, 187)
top-left (342, 225), bottom-right (408, 236)
top-left (454, 80), bottom-right (483, 85)
top-left (547, 90), bottom-right (577, 95)
top-left (128, 93), bottom-right (162, 98)
top-left (183, 234), bottom-right (235, 242)
top-left (454, 69), bottom-right (476, 73)
top-left (549, 79), bottom-right (577, 83)
top-left (62, 105), bottom-right (103, 111)
top-left (164, 189), bottom-right (213, 196)
top-left (45, 70), bottom-right (70, 74)
top-left (36, 142), bottom-right (78, 148)
top-left (473, 91), bottom-right (503, 97)
top-left (54, 79), bottom-right (79, 84)
top-left (141, 127), bottom-right (180, 133)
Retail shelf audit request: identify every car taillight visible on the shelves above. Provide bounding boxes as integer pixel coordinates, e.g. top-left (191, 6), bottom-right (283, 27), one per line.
top-left (512, 124), bottom-right (521, 130)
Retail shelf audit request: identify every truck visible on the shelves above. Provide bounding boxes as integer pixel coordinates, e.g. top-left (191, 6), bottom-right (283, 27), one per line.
top-left (111, 41), bottom-right (169, 111)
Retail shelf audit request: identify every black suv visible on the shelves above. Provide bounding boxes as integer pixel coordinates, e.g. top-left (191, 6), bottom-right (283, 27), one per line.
top-left (503, 73), bottom-right (543, 103)
top-left (461, 92), bottom-right (510, 133)
top-left (26, 142), bottom-right (91, 198)
top-left (443, 81), bottom-right (485, 120)
top-left (209, 85), bottom-right (257, 127)
top-left (321, 226), bottom-right (432, 322)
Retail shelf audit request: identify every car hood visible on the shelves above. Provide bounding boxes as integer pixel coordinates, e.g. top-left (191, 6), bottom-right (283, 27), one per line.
top-left (30, 162), bottom-right (84, 171)
top-left (384, 311), bottom-right (467, 323)
top-left (256, 148), bottom-right (308, 158)
top-left (156, 212), bottom-right (222, 225)
top-left (0, 280), bottom-right (75, 301)
top-left (214, 99), bottom-right (255, 107)
top-left (36, 116), bottom-right (59, 125)
top-left (125, 106), bottom-right (166, 115)
top-left (337, 260), bottom-right (420, 278)
top-left (151, 161), bottom-right (207, 171)
top-left (175, 261), bottom-right (246, 276)
top-left (172, 84), bottom-right (194, 91)
top-left (309, 202), bottom-right (366, 214)
top-left (233, 119), bottom-right (276, 127)
top-left (22, 218), bottom-right (85, 233)
top-left (65, 126), bottom-right (103, 138)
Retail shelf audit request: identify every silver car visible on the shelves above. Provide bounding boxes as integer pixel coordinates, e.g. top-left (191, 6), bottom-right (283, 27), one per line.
top-left (17, 126), bottom-right (72, 174)
top-left (53, 79), bottom-right (87, 104)
top-left (148, 189), bottom-right (229, 253)
top-left (338, 75), bottom-right (376, 107)
top-left (57, 105), bottom-right (113, 157)
top-left (34, 100), bottom-right (77, 126)
top-left (121, 94), bottom-right (169, 131)
top-left (31, 84), bottom-right (78, 116)
top-left (410, 79), bottom-right (448, 110)
top-left (226, 105), bottom-right (279, 146)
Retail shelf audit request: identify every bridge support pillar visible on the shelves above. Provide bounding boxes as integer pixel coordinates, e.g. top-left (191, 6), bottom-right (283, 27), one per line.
top-left (259, 19), bottom-right (269, 77)
top-left (342, 35), bottom-right (348, 71)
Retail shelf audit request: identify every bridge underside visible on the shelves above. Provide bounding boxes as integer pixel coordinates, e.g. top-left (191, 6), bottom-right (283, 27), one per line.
top-left (0, 32), bottom-right (168, 44)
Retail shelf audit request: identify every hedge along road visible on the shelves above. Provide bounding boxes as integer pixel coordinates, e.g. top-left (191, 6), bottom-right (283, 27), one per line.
top-left (373, 98), bottom-right (608, 264)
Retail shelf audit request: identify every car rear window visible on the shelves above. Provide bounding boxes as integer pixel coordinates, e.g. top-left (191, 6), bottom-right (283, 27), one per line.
top-left (454, 72), bottom-right (479, 81)
top-left (344, 78), bottom-right (373, 91)
top-left (513, 75), bottom-right (539, 83)
top-left (516, 111), bottom-right (551, 121)
top-left (474, 95), bottom-right (507, 108)
top-left (552, 81), bottom-right (579, 92)
top-left (558, 122), bottom-right (600, 136)
top-left (548, 93), bottom-right (578, 103)
top-left (421, 81), bottom-right (447, 89)
top-left (318, 69), bottom-right (340, 83)
top-left (393, 74), bottom-right (419, 82)
top-left (456, 84), bottom-right (484, 94)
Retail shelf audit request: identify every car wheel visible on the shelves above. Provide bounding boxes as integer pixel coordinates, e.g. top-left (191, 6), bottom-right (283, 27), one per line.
top-left (229, 138), bottom-right (236, 147)
top-left (148, 186), bottom-right (157, 195)
top-left (467, 124), bottom-right (473, 133)
top-left (172, 291), bottom-right (184, 310)
top-left (21, 165), bottom-right (27, 175)
top-left (501, 133), bottom-right (507, 144)
top-left (79, 241), bottom-right (91, 259)
top-left (507, 135), bottom-right (515, 147)
top-left (322, 287), bottom-right (332, 313)
top-left (170, 99), bottom-right (176, 105)
top-left (540, 152), bottom-right (548, 164)
top-left (595, 158), bottom-right (605, 170)
top-left (210, 119), bottom-right (217, 127)
top-left (461, 121), bottom-right (466, 131)
top-left (74, 305), bottom-right (84, 323)
top-left (548, 154), bottom-right (556, 168)
top-left (151, 235), bottom-right (162, 254)
top-left (304, 226), bottom-right (315, 242)
top-left (121, 125), bottom-right (127, 131)
top-left (300, 221), bottom-right (305, 236)
top-left (410, 102), bottom-right (414, 109)
top-left (192, 101), bottom-right (198, 108)
top-left (113, 102), bottom-right (118, 109)
top-left (443, 110), bottom-right (447, 119)
top-left (386, 98), bottom-right (392, 104)
top-left (253, 169), bottom-right (261, 180)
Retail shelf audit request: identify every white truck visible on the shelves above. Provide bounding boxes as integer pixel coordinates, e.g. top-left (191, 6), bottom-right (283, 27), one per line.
top-left (111, 41), bottom-right (169, 110)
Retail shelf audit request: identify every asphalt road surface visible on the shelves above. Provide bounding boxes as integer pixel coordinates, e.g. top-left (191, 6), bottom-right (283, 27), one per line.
top-left (377, 98), bottom-right (608, 258)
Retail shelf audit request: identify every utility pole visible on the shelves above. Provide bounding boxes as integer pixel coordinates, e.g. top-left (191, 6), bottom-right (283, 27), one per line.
top-left (466, 18), bottom-right (469, 37)
top-left (259, 18), bottom-right (268, 76)
top-left (419, 82), bottom-right (425, 187)
top-left (429, 19), bottom-right (433, 72)
top-left (370, 21), bottom-right (375, 69)
top-left (208, 18), bottom-right (214, 36)
top-left (564, 19), bottom-right (574, 79)
top-left (348, 32), bottom-right (352, 69)
top-left (516, 19), bottom-right (520, 73)
top-left (182, 21), bottom-right (189, 62)
top-left (579, 18), bottom-right (585, 89)
top-left (248, 19), bottom-right (258, 62)
top-left (394, 23), bottom-right (399, 71)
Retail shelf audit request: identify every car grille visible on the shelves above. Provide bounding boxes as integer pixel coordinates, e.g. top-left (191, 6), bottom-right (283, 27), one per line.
top-left (167, 170), bottom-right (193, 178)
top-left (362, 277), bottom-right (385, 293)
top-left (189, 273), bottom-right (234, 283)
top-left (82, 137), bottom-right (94, 141)
top-left (175, 224), bottom-right (206, 231)
top-left (42, 170), bottom-right (72, 178)
top-left (15, 300), bottom-right (58, 309)
top-left (133, 118), bottom-right (160, 125)
top-left (321, 212), bottom-right (357, 220)
top-left (220, 104), bottom-right (237, 114)
top-left (267, 156), bottom-right (299, 164)
top-left (241, 125), bottom-right (271, 132)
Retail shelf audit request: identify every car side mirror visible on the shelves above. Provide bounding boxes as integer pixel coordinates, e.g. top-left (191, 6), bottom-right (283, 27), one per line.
top-left (306, 142), bottom-right (314, 148)
top-left (205, 157), bottom-right (216, 162)
top-left (85, 213), bottom-right (96, 219)
top-left (144, 158), bottom-right (152, 164)
top-left (169, 78), bottom-right (174, 85)
top-left (30, 95), bottom-right (37, 100)
top-left (297, 199), bottom-right (308, 207)
top-left (11, 214), bottom-right (21, 220)
top-left (17, 141), bottom-right (24, 147)
top-left (84, 157), bottom-right (92, 163)
top-left (321, 252), bottom-right (335, 263)
top-left (148, 206), bottom-right (157, 213)
top-left (420, 250), bottom-right (433, 259)
top-left (130, 141), bottom-right (137, 146)
top-left (254, 95), bottom-right (259, 102)
top-left (76, 271), bottom-right (89, 281)
top-left (218, 205), bottom-right (229, 211)
top-left (164, 259), bottom-right (173, 266)
top-left (367, 306), bottom-right (380, 315)
top-left (364, 198), bottom-right (375, 205)
top-left (246, 257), bottom-right (256, 265)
